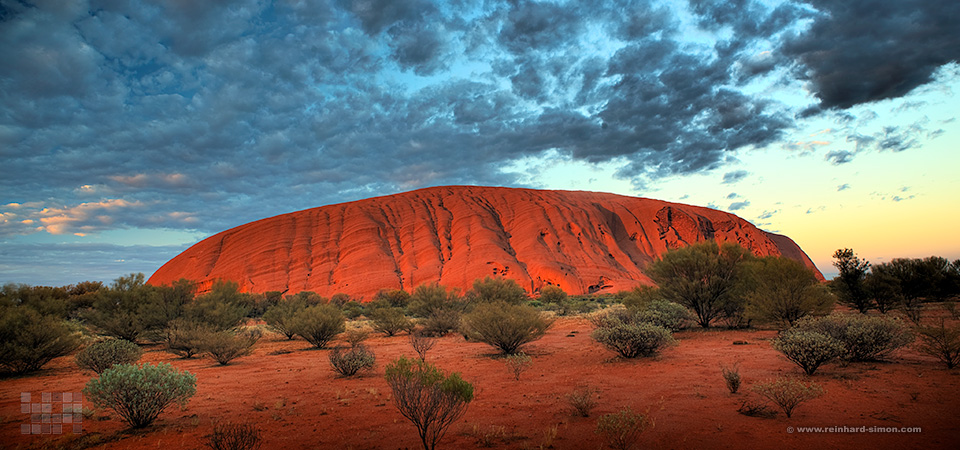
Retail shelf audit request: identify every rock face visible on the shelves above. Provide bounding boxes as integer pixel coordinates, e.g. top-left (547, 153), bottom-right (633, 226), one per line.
top-left (148, 186), bottom-right (823, 299)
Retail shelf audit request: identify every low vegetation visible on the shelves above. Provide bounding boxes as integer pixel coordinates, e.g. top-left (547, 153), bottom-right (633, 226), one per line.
top-left (752, 377), bottom-right (824, 418)
top-left (591, 310), bottom-right (676, 359)
top-left (721, 363), bottom-right (741, 394)
top-left (201, 329), bottom-right (261, 366)
top-left (772, 330), bottom-right (844, 375)
top-left (290, 304), bottom-right (345, 348)
top-left (329, 344), bottom-right (376, 377)
top-left (83, 362), bottom-right (196, 428)
top-left (75, 339), bottom-right (143, 374)
top-left (385, 356), bottom-right (474, 450)
top-left (503, 352), bottom-right (533, 381)
top-left (409, 330), bottom-right (437, 361)
top-left (595, 407), bottom-right (647, 450)
top-left (791, 314), bottom-right (914, 362)
top-left (0, 305), bottom-right (81, 375)
top-left (566, 386), bottom-right (598, 417)
top-left (206, 422), bottom-right (263, 450)
top-left (369, 307), bottom-right (414, 336)
top-left (915, 320), bottom-right (960, 368)
top-left (461, 301), bottom-right (553, 354)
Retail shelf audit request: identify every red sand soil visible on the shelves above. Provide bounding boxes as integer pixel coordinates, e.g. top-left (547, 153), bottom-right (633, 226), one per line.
top-left (148, 186), bottom-right (823, 299)
top-left (3, 317), bottom-right (958, 450)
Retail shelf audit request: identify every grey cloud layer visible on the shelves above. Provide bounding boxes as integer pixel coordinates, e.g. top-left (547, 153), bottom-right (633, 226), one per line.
top-left (1, 0), bottom-right (957, 239)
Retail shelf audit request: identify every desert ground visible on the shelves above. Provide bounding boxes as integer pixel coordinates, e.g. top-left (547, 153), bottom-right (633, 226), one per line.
top-left (2, 315), bottom-right (958, 450)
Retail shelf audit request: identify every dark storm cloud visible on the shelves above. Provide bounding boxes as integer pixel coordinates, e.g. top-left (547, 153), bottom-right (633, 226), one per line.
top-left (782, 0), bottom-right (960, 110)
top-left (0, 0), bottom-right (955, 247)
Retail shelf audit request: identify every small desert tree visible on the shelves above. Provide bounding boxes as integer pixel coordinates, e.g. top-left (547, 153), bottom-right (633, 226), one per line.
top-left (374, 289), bottom-right (412, 308)
top-left (916, 320), bottom-right (960, 369)
top-left (646, 242), bottom-right (752, 328)
top-left (385, 357), bottom-right (474, 450)
top-left (461, 301), bottom-right (553, 354)
top-left (742, 257), bottom-right (834, 328)
top-left (831, 248), bottom-right (872, 313)
top-left (263, 298), bottom-right (309, 339)
top-left (83, 362), bottom-right (196, 428)
top-left (538, 285), bottom-right (567, 305)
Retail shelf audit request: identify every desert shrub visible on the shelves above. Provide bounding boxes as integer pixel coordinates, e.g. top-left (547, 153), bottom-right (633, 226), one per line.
top-left (635, 300), bottom-right (693, 331)
top-left (410, 330), bottom-right (437, 361)
top-left (752, 377), bottom-right (824, 418)
top-left (592, 321), bottom-right (676, 358)
top-left (342, 328), bottom-right (370, 347)
top-left (329, 344), bottom-right (376, 377)
top-left (466, 277), bottom-right (528, 305)
top-left (200, 329), bottom-right (261, 365)
top-left (206, 422), bottom-right (262, 450)
top-left (538, 285), bottom-right (567, 304)
top-left (290, 304), bottom-right (345, 348)
top-left (184, 280), bottom-right (250, 330)
top-left (566, 386), bottom-right (598, 417)
top-left (408, 283), bottom-right (462, 318)
top-left (329, 293), bottom-right (352, 307)
top-left (374, 289), bottom-right (412, 308)
top-left (771, 330), bottom-right (844, 375)
top-left (0, 306), bottom-right (81, 374)
top-left (164, 319), bottom-right (214, 358)
top-left (370, 307), bottom-right (414, 336)
top-left (461, 301), bottom-right (553, 354)
top-left (915, 320), bottom-right (960, 368)
top-left (75, 339), bottom-right (142, 374)
top-left (83, 362), bottom-right (196, 428)
top-left (595, 407), bottom-right (647, 450)
top-left (618, 286), bottom-right (660, 310)
top-left (385, 356), bottom-right (474, 450)
top-left (721, 363), bottom-right (741, 394)
top-left (341, 301), bottom-right (365, 319)
top-left (262, 300), bottom-right (306, 340)
top-left (420, 308), bottom-right (462, 336)
top-left (742, 256), bottom-right (835, 327)
top-left (792, 314), bottom-right (913, 361)
top-left (503, 352), bottom-right (533, 381)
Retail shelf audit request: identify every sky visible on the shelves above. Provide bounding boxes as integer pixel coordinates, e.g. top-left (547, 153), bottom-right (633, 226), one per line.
top-left (2, 0), bottom-right (959, 287)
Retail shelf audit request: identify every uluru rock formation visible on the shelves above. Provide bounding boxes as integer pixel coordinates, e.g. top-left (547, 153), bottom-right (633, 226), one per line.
top-left (148, 186), bottom-right (823, 299)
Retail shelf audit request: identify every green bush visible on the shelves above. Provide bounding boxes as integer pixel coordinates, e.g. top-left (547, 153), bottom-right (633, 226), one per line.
top-left (83, 362), bottom-right (196, 428)
top-left (262, 300), bottom-right (306, 340)
top-left (771, 330), bottom-right (844, 375)
top-left (466, 277), bottom-right (528, 305)
top-left (341, 301), bottom-right (365, 319)
top-left (634, 300), bottom-right (693, 331)
top-left (290, 304), bottom-right (345, 348)
top-left (184, 280), bottom-right (250, 330)
top-left (461, 301), bottom-right (553, 354)
top-left (752, 377), bottom-right (824, 418)
top-left (538, 285), bottom-right (567, 304)
top-left (0, 306), bottom-right (81, 374)
top-left (385, 356), bottom-right (473, 450)
top-left (792, 314), bottom-right (913, 361)
top-left (164, 319), bottom-right (214, 358)
top-left (200, 329), bottom-right (261, 365)
top-left (408, 283), bottom-right (462, 318)
top-left (592, 321), bottom-right (676, 358)
top-left (595, 407), bottom-right (648, 450)
top-left (75, 339), bottom-right (142, 374)
top-left (420, 308), bottom-right (462, 337)
top-left (741, 256), bottom-right (834, 327)
top-left (342, 328), bottom-right (370, 347)
top-left (369, 307), bottom-right (414, 336)
top-left (916, 321), bottom-right (960, 369)
top-left (374, 289), bottom-right (412, 308)
top-left (329, 344), bottom-right (376, 377)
